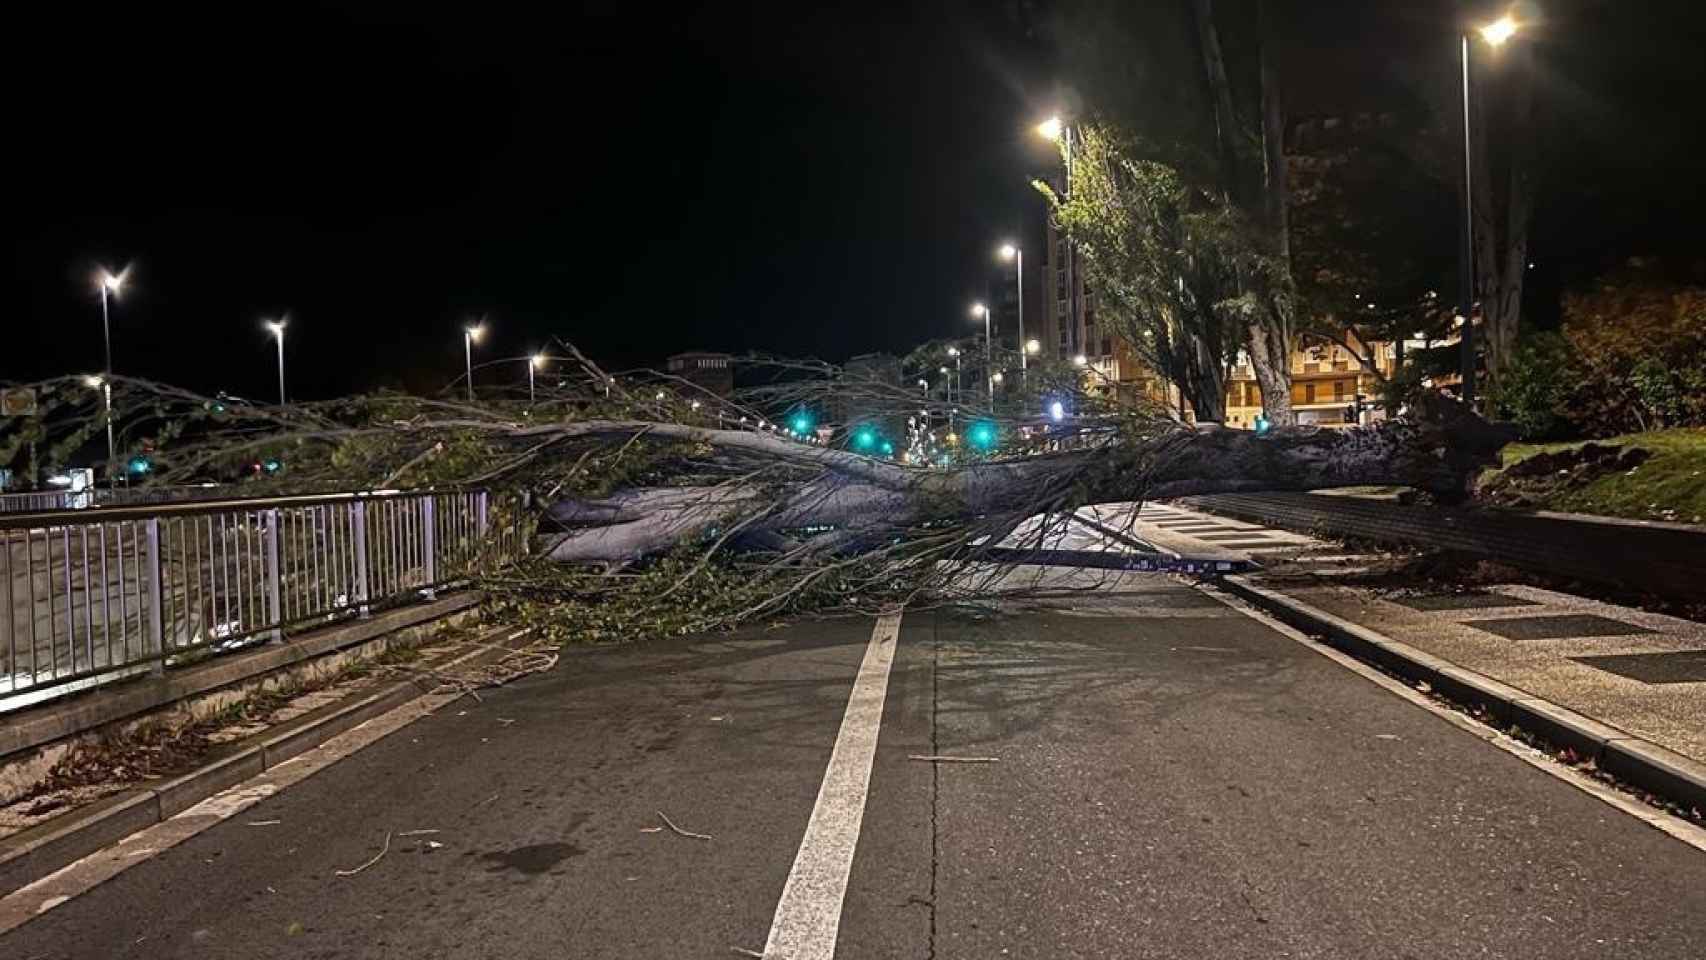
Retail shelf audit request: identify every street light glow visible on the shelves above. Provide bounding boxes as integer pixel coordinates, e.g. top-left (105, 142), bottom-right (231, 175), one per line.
top-left (998, 244), bottom-right (1018, 261)
top-left (970, 302), bottom-right (987, 318)
top-left (98, 267), bottom-right (128, 295)
top-left (1036, 115), bottom-right (1063, 142)
top-left (265, 319), bottom-right (286, 337)
top-left (947, 346), bottom-right (959, 357)
top-left (1025, 339), bottom-right (1042, 355)
top-left (1073, 354), bottom-right (1088, 367)
top-left (1479, 15), bottom-right (1519, 47)
top-left (83, 374), bottom-right (104, 388)
top-left (530, 352), bottom-right (547, 368)
top-left (465, 323), bottom-right (485, 343)
top-left (992, 372), bottom-right (1004, 384)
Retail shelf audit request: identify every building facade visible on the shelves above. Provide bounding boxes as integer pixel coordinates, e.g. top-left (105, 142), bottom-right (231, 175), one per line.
top-left (665, 351), bottom-right (735, 397)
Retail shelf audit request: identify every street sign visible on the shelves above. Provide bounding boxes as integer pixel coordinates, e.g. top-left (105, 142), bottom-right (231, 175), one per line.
top-left (0, 387), bottom-right (37, 417)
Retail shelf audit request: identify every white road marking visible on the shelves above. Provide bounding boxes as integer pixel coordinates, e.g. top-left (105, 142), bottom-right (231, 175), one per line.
top-left (762, 611), bottom-right (903, 960)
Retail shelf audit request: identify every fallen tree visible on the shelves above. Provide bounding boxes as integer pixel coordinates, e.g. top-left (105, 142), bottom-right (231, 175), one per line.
top-left (2, 349), bottom-right (1513, 639)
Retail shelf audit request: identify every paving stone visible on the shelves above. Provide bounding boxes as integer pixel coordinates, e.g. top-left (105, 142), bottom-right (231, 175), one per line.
top-left (1394, 592), bottom-right (1538, 612)
top-left (1573, 651), bottom-right (1706, 685)
top-left (1198, 532), bottom-right (1275, 542)
top-left (1465, 614), bottom-right (1656, 641)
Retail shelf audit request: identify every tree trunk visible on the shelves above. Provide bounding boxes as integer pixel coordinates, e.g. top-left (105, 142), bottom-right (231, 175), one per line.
top-left (1247, 317), bottom-right (1293, 425)
top-left (543, 394), bottom-right (1512, 563)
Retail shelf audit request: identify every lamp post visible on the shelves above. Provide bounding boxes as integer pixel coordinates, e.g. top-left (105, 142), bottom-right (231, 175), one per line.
top-left (528, 352), bottom-right (546, 404)
top-left (1037, 116), bottom-right (1078, 356)
top-left (999, 244), bottom-right (1025, 370)
top-left (463, 321), bottom-right (485, 401)
top-left (971, 303), bottom-right (992, 408)
top-left (264, 318), bottom-right (287, 405)
top-left (96, 268), bottom-right (126, 486)
top-left (1458, 13), bottom-right (1523, 411)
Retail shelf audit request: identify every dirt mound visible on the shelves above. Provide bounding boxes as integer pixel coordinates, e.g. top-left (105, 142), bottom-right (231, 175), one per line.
top-left (1481, 442), bottom-right (1651, 509)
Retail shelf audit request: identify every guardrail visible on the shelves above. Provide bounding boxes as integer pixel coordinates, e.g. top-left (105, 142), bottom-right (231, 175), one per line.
top-left (2, 489), bottom-right (524, 711)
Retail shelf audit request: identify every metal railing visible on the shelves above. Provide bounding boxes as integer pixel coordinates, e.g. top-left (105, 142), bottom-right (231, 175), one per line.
top-left (0, 484), bottom-right (234, 515)
top-left (2, 489), bottom-right (524, 711)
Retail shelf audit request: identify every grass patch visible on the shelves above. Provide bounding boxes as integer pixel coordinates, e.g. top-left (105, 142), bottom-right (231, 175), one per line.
top-left (1483, 427), bottom-right (1706, 524)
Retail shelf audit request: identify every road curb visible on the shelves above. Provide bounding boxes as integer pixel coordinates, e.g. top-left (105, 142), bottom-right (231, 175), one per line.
top-left (1219, 574), bottom-right (1706, 816)
top-left (0, 626), bottom-right (521, 898)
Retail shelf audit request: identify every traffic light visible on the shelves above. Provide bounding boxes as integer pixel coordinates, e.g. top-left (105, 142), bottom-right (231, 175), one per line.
top-left (263, 458), bottom-right (282, 474)
top-left (1253, 414), bottom-right (1271, 435)
top-left (126, 456), bottom-right (152, 476)
top-left (789, 410), bottom-right (815, 436)
top-left (967, 419), bottom-right (998, 451)
top-left (852, 427), bottom-right (878, 451)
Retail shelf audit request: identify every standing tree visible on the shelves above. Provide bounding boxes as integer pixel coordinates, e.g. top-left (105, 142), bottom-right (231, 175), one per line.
top-left (1043, 0), bottom-right (1298, 423)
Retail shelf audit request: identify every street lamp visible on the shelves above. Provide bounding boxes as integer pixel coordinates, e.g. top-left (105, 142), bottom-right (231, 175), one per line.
top-left (971, 302), bottom-right (992, 407)
top-left (264, 318), bottom-right (287, 405)
top-left (1036, 114), bottom-right (1080, 357)
top-left (95, 267), bottom-right (127, 486)
top-left (463, 321), bottom-right (485, 401)
top-left (1073, 353), bottom-right (1088, 368)
top-left (528, 352), bottom-right (547, 404)
top-left (1026, 338), bottom-right (1042, 357)
top-left (1457, 11), bottom-right (1525, 410)
top-left (999, 244), bottom-right (1026, 371)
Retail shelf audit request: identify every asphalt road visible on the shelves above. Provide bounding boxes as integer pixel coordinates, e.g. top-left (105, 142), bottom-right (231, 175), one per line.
top-left (5, 577), bottom-right (1705, 958)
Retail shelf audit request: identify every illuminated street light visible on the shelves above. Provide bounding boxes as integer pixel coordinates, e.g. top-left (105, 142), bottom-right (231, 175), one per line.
top-left (992, 372), bottom-right (1004, 385)
top-left (1479, 14), bottom-right (1519, 47)
top-left (998, 244), bottom-right (1027, 373)
top-left (528, 352), bottom-right (547, 404)
top-left (1456, 11), bottom-right (1527, 409)
top-left (1036, 114), bottom-right (1084, 358)
top-left (1026, 338), bottom-right (1042, 356)
top-left (463, 321), bottom-right (486, 401)
top-left (1073, 354), bottom-right (1088, 368)
top-left (83, 375), bottom-right (104, 389)
top-left (264, 318), bottom-right (288, 405)
top-left (93, 266), bottom-right (132, 485)
top-left (971, 303), bottom-right (994, 408)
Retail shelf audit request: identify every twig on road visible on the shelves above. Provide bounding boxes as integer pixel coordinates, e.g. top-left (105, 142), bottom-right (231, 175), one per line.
top-left (730, 948), bottom-right (766, 958)
top-left (656, 810), bottom-right (713, 841)
top-left (397, 829), bottom-right (442, 837)
top-left (335, 831), bottom-right (393, 877)
top-left (908, 755), bottom-right (999, 763)
top-left (247, 819), bottom-right (282, 826)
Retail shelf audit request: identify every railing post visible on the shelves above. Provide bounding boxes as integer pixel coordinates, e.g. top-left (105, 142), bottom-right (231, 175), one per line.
top-left (144, 517), bottom-right (165, 676)
top-left (421, 496), bottom-right (437, 598)
top-left (476, 490), bottom-right (489, 540)
top-left (352, 500), bottom-right (371, 618)
top-left (263, 508), bottom-right (282, 642)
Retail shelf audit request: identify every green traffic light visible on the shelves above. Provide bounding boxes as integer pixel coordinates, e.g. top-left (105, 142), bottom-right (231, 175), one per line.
top-left (967, 420), bottom-right (997, 451)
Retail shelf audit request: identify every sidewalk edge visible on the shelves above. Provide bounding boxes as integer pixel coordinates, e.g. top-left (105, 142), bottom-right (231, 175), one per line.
top-left (0, 625), bottom-right (518, 897)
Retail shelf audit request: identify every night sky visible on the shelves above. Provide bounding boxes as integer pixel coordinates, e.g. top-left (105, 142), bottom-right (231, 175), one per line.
top-left (8, 1), bottom-right (1704, 400)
